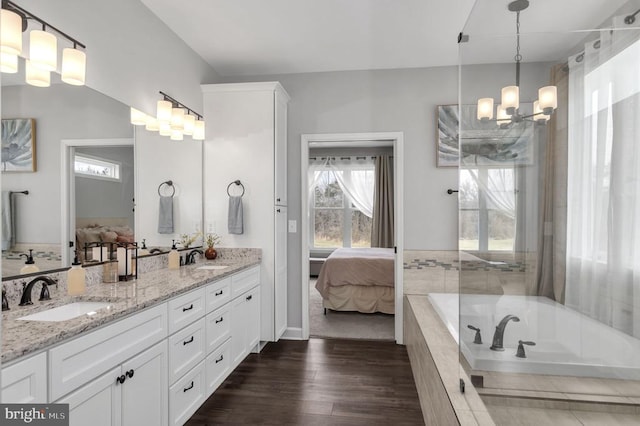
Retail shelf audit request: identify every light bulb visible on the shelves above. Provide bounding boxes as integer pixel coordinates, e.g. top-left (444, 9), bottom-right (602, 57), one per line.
top-left (0, 52), bottom-right (18, 73)
top-left (61, 48), bottom-right (86, 85)
top-left (501, 85), bottom-right (519, 115)
top-left (30, 30), bottom-right (57, 71)
top-left (1, 9), bottom-right (22, 55)
top-left (157, 100), bottom-right (172, 124)
top-left (538, 86), bottom-right (557, 115)
top-left (183, 114), bottom-right (195, 135)
top-left (25, 59), bottom-right (50, 87)
top-left (193, 120), bottom-right (205, 140)
top-left (171, 107), bottom-right (184, 131)
top-left (130, 108), bottom-right (147, 126)
top-left (159, 121), bottom-right (171, 136)
top-left (477, 98), bottom-right (494, 121)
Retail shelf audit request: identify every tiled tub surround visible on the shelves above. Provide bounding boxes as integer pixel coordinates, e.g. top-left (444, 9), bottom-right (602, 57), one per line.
top-left (403, 250), bottom-right (535, 296)
top-left (1, 248), bottom-right (261, 363)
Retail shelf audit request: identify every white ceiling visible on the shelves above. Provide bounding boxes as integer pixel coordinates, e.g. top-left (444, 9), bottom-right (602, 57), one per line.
top-left (141, 0), bottom-right (629, 77)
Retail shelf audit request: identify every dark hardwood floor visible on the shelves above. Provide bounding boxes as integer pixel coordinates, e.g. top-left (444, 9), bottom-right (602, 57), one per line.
top-left (186, 338), bottom-right (424, 425)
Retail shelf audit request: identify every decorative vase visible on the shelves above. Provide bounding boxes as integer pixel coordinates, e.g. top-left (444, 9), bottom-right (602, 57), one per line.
top-left (205, 246), bottom-right (217, 260)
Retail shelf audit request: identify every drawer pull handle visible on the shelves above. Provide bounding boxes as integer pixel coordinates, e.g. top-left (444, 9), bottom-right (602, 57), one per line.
top-left (116, 375), bottom-right (126, 385)
top-left (126, 369), bottom-right (135, 379)
top-left (215, 317), bottom-right (224, 324)
top-left (183, 381), bottom-right (194, 392)
top-left (215, 290), bottom-right (223, 296)
top-left (215, 354), bottom-right (224, 364)
top-left (183, 336), bottom-right (194, 345)
top-left (246, 295), bottom-right (252, 301)
top-left (182, 304), bottom-right (194, 312)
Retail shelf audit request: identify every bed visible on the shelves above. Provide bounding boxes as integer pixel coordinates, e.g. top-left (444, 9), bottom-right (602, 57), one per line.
top-left (315, 247), bottom-right (395, 314)
top-left (75, 217), bottom-right (134, 262)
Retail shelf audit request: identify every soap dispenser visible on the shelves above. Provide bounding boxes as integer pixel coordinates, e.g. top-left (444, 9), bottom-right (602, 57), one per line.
top-left (139, 239), bottom-right (149, 256)
top-left (67, 251), bottom-right (86, 296)
top-left (168, 240), bottom-right (180, 270)
top-left (19, 249), bottom-right (39, 274)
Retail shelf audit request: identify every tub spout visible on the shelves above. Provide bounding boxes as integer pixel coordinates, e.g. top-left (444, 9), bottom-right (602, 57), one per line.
top-left (490, 314), bottom-right (520, 351)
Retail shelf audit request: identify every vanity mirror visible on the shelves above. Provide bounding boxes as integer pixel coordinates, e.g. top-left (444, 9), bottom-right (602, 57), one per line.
top-left (1, 58), bottom-right (204, 280)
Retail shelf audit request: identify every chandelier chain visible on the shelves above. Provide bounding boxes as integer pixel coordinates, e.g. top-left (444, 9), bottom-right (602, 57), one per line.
top-left (515, 11), bottom-right (522, 62)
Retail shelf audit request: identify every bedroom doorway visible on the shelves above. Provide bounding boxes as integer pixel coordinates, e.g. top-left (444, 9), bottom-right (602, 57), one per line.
top-left (300, 132), bottom-right (404, 343)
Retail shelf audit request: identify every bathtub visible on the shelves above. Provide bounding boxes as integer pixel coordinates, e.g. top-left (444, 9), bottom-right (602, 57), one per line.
top-left (428, 293), bottom-right (640, 380)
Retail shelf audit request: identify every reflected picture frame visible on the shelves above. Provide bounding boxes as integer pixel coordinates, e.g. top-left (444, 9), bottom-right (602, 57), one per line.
top-left (436, 104), bottom-right (535, 167)
top-left (1, 118), bottom-right (37, 172)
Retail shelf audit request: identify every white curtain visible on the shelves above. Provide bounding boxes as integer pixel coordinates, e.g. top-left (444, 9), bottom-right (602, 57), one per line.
top-left (565, 17), bottom-right (640, 338)
top-left (466, 168), bottom-right (516, 219)
top-left (308, 156), bottom-right (375, 218)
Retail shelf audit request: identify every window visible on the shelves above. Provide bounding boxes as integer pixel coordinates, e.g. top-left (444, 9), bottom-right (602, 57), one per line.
top-left (74, 154), bottom-right (121, 181)
top-left (459, 167), bottom-right (516, 251)
top-left (312, 168), bottom-right (373, 249)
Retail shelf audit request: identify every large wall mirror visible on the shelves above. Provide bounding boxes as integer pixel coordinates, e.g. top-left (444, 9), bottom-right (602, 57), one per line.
top-left (1, 57), bottom-right (203, 280)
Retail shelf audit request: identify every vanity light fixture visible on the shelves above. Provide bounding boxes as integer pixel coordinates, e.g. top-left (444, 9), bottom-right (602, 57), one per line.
top-left (0, 0), bottom-right (87, 86)
top-left (130, 108), bottom-right (147, 126)
top-left (476, 0), bottom-right (557, 125)
top-left (132, 92), bottom-right (204, 140)
top-left (0, 51), bottom-right (17, 73)
top-left (193, 119), bottom-right (205, 141)
top-left (145, 116), bottom-right (159, 132)
top-left (183, 114), bottom-right (195, 135)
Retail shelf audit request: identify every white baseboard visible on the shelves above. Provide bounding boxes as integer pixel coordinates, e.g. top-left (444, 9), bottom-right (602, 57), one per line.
top-left (281, 327), bottom-right (304, 340)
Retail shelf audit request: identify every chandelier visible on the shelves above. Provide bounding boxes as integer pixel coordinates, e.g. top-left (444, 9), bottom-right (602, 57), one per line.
top-left (0, 0), bottom-right (86, 87)
top-left (476, 0), bottom-right (557, 126)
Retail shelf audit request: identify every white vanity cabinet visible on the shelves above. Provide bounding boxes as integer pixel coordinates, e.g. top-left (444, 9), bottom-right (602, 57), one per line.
top-left (59, 340), bottom-right (168, 426)
top-left (1, 352), bottom-right (47, 403)
top-left (203, 82), bottom-right (289, 343)
top-left (230, 286), bottom-right (261, 368)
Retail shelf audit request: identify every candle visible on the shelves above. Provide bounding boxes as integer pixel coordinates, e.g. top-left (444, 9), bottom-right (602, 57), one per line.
top-left (92, 247), bottom-right (109, 262)
top-left (117, 247), bottom-right (132, 276)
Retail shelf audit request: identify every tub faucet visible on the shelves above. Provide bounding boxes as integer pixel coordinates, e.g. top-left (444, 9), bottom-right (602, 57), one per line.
top-left (19, 276), bottom-right (56, 306)
top-left (185, 249), bottom-right (203, 265)
top-left (490, 314), bottom-right (520, 351)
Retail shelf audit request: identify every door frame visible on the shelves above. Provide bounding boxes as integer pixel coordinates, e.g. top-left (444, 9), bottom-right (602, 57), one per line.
top-left (61, 138), bottom-right (135, 266)
top-left (300, 132), bottom-right (404, 343)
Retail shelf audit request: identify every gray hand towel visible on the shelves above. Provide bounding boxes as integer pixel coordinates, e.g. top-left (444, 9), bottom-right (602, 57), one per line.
top-left (228, 196), bottom-right (244, 234)
top-left (1, 191), bottom-right (13, 250)
top-left (158, 196), bottom-right (174, 234)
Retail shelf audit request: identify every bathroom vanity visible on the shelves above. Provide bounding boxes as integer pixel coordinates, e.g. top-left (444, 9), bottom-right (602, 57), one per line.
top-left (1, 256), bottom-right (261, 426)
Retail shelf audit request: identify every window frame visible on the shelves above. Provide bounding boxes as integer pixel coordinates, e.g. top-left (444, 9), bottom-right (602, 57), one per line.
top-left (74, 153), bottom-right (122, 182)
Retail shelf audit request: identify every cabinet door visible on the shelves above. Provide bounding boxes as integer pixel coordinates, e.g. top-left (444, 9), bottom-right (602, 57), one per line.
top-left (1, 352), bottom-right (47, 403)
top-left (274, 206), bottom-right (287, 340)
top-left (230, 295), bottom-right (247, 368)
top-left (274, 91), bottom-right (288, 206)
top-left (246, 287), bottom-right (261, 353)
top-left (59, 367), bottom-right (122, 426)
top-left (121, 341), bottom-right (168, 426)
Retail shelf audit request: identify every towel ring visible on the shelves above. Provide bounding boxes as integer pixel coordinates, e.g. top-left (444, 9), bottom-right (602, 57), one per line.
top-left (226, 180), bottom-right (245, 197)
top-left (158, 180), bottom-right (175, 197)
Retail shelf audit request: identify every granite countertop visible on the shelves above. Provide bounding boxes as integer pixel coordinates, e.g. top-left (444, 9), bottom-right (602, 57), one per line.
top-left (1, 258), bottom-right (260, 364)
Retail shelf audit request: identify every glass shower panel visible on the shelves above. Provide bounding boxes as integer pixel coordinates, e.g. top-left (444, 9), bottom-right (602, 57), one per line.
top-left (456, 0), bottom-right (640, 423)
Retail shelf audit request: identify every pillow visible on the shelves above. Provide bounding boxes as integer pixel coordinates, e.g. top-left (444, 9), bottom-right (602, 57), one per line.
top-left (100, 231), bottom-right (118, 243)
top-left (116, 234), bottom-right (134, 243)
top-left (110, 226), bottom-right (134, 237)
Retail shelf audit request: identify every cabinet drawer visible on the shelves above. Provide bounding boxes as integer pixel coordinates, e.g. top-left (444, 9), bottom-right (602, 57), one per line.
top-left (231, 266), bottom-right (260, 298)
top-left (169, 361), bottom-right (205, 426)
top-left (205, 338), bottom-right (231, 397)
top-left (2, 352), bottom-right (47, 403)
top-left (169, 318), bottom-right (206, 385)
top-left (205, 277), bottom-right (231, 313)
top-left (50, 303), bottom-right (167, 401)
top-left (205, 305), bottom-right (231, 355)
top-left (168, 287), bottom-right (206, 334)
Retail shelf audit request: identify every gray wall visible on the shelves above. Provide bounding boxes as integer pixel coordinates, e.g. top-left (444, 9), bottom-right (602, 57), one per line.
top-left (223, 62), bottom-right (553, 330)
top-left (75, 146), bottom-right (135, 229)
top-left (1, 84), bottom-right (132, 244)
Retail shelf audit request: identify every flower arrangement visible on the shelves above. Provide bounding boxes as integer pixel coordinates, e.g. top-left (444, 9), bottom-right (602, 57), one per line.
top-left (206, 233), bottom-right (221, 248)
top-left (180, 232), bottom-right (201, 248)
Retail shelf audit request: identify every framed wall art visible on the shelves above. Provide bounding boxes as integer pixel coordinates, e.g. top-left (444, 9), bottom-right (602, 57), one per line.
top-left (1, 118), bottom-right (37, 172)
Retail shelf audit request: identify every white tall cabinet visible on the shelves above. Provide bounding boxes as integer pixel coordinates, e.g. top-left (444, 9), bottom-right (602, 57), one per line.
top-left (202, 82), bottom-right (289, 342)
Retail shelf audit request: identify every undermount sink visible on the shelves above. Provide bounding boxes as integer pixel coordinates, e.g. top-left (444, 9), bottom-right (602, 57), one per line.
top-left (196, 265), bottom-right (229, 270)
top-left (17, 302), bottom-right (112, 322)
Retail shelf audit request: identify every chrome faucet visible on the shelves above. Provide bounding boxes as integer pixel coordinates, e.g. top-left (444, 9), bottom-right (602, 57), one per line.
top-left (489, 314), bottom-right (520, 351)
top-left (19, 276), bottom-right (56, 306)
top-left (185, 249), bottom-right (203, 265)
